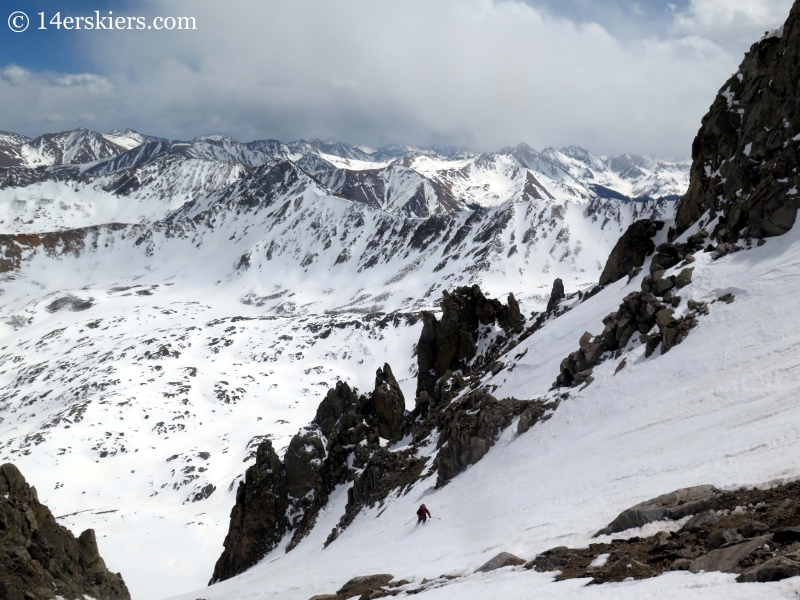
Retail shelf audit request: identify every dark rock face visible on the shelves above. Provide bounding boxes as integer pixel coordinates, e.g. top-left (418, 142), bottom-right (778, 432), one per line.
top-left (433, 389), bottom-right (545, 487)
top-left (545, 278), bottom-right (565, 314)
top-left (210, 440), bottom-right (289, 584)
top-left (214, 373), bottom-right (413, 581)
top-left (313, 382), bottom-right (355, 438)
top-left (370, 364), bottom-right (405, 440)
top-left (0, 463), bottom-right (130, 600)
top-left (284, 428), bottom-right (326, 500)
top-left (531, 478), bottom-right (800, 585)
top-left (556, 267), bottom-right (700, 388)
top-left (599, 219), bottom-right (664, 286)
top-left (417, 285), bottom-right (523, 399)
top-left (325, 446), bottom-right (429, 548)
top-left (676, 1), bottom-right (800, 241)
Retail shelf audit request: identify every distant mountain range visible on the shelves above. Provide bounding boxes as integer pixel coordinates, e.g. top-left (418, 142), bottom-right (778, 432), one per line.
top-left (0, 128), bottom-right (689, 221)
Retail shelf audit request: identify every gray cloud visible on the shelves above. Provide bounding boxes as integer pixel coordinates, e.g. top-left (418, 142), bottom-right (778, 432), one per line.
top-left (0, 0), bottom-right (795, 158)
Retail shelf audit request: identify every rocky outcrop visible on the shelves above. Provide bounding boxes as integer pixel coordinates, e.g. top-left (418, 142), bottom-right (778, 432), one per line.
top-left (432, 389), bottom-right (547, 487)
top-left (370, 364), bottom-right (405, 440)
top-left (210, 440), bottom-right (289, 584)
top-left (0, 463), bottom-right (130, 600)
top-left (531, 478), bottom-right (800, 585)
top-left (599, 219), bottom-right (664, 286)
top-left (417, 285), bottom-right (524, 399)
top-left (213, 371), bottom-right (414, 581)
top-left (594, 485), bottom-right (720, 537)
top-left (675, 1), bottom-right (800, 241)
top-left (0, 224), bottom-right (128, 274)
top-left (555, 266), bottom-right (700, 388)
top-left (284, 428), bottom-right (326, 500)
top-left (545, 278), bottom-right (565, 314)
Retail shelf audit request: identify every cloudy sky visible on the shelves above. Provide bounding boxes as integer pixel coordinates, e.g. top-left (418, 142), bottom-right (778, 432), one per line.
top-left (0, 0), bottom-right (794, 158)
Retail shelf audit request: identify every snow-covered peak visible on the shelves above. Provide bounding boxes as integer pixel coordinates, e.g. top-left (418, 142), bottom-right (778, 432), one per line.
top-left (102, 129), bottom-right (161, 151)
top-left (0, 131), bottom-right (29, 148)
top-left (13, 128), bottom-right (130, 167)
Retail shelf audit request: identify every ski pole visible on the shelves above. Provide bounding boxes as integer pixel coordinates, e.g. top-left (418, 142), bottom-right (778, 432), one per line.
top-left (404, 517), bottom-right (416, 524)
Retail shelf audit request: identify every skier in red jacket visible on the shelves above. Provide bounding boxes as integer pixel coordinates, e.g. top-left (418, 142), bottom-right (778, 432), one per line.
top-left (416, 504), bottom-right (431, 525)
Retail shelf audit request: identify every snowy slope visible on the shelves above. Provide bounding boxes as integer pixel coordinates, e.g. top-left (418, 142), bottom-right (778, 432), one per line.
top-left (102, 129), bottom-right (164, 151)
top-left (0, 156), bottom-right (247, 233)
top-left (167, 209), bottom-right (800, 600)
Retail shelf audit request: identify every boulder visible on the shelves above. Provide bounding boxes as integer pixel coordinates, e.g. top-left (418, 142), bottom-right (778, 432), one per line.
top-left (595, 485), bottom-right (720, 537)
top-left (738, 521), bottom-right (769, 539)
top-left (690, 536), bottom-right (771, 574)
top-left (475, 552), bottom-right (526, 573)
top-left (736, 551), bottom-right (800, 582)
top-left (336, 574), bottom-right (394, 597)
top-left (707, 528), bottom-right (743, 549)
top-left (680, 510), bottom-right (720, 533)
top-left (579, 331), bottom-right (593, 351)
top-left (674, 267), bottom-right (694, 289)
top-left (650, 243), bottom-right (682, 274)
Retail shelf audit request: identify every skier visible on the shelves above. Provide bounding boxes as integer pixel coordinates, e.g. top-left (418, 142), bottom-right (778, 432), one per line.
top-left (416, 503), bottom-right (431, 525)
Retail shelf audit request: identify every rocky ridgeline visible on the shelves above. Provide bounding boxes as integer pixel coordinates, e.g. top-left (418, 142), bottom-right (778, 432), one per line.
top-left (211, 287), bottom-right (554, 584)
top-left (676, 0), bottom-right (800, 242)
top-left (555, 262), bottom-right (702, 388)
top-left (0, 463), bottom-right (130, 600)
top-left (416, 284), bottom-right (524, 401)
top-left (209, 368), bottom-right (408, 584)
top-left (531, 480), bottom-right (800, 584)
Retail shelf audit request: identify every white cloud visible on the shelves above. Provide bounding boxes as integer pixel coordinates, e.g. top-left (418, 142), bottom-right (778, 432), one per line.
top-left (673, 0), bottom-right (794, 50)
top-left (0, 0), bottom-right (795, 157)
top-left (0, 65), bottom-right (115, 131)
